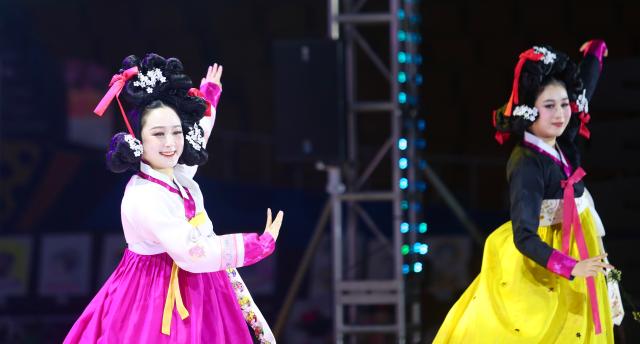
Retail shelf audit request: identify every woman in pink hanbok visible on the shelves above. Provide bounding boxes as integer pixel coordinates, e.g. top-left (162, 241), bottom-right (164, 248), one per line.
top-left (64, 53), bottom-right (283, 343)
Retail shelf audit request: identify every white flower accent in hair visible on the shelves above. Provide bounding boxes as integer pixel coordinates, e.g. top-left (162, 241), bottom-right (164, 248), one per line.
top-left (133, 68), bottom-right (167, 94)
top-left (512, 105), bottom-right (538, 121)
top-left (576, 89), bottom-right (589, 113)
top-left (124, 134), bottom-right (143, 157)
top-left (186, 123), bottom-right (205, 151)
top-left (533, 46), bottom-right (557, 64)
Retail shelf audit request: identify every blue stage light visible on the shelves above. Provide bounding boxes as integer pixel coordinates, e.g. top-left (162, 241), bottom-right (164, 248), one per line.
top-left (398, 138), bottom-right (408, 150)
top-left (398, 92), bottom-right (407, 104)
top-left (398, 51), bottom-right (407, 64)
top-left (399, 157), bottom-right (408, 169)
top-left (415, 74), bottom-right (423, 86)
top-left (397, 71), bottom-right (407, 83)
top-left (397, 30), bottom-right (407, 42)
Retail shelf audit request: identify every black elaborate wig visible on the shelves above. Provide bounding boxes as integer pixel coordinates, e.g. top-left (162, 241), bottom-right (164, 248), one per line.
top-left (493, 45), bottom-right (584, 144)
top-left (105, 53), bottom-right (209, 173)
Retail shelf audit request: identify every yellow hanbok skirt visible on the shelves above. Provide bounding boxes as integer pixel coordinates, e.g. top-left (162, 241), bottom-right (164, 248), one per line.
top-left (434, 208), bottom-right (613, 343)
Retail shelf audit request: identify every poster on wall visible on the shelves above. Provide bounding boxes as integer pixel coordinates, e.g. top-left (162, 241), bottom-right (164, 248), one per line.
top-left (0, 236), bottom-right (32, 300)
top-left (65, 59), bottom-right (113, 149)
top-left (38, 234), bottom-right (91, 299)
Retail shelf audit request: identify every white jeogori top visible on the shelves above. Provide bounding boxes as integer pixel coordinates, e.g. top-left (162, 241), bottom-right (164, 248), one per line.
top-left (120, 107), bottom-right (272, 273)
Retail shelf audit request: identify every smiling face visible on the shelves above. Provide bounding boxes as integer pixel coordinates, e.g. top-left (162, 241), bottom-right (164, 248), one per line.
top-left (529, 81), bottom-right (572, 146)
top-left (140, 104), bottom-right (184, 176)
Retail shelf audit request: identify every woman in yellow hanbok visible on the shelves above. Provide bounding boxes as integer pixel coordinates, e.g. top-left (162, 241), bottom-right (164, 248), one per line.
top-left (434, 41), bottom-right (623, 343)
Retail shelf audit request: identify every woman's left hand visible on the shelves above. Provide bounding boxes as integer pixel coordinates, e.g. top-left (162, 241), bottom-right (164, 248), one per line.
top-left (201, 63), bottom-right (223, 89)
top-left (263, 208), bottom-right (284, 241)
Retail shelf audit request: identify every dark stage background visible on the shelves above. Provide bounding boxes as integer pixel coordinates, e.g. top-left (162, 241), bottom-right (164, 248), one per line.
top-left (1, 0), bottom-right (639, 342)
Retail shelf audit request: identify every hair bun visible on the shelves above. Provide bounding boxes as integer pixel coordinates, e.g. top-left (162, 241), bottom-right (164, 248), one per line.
top-left (106, 132), bottom-right (142, 173)
top-left (120, 55), bottom-right (140, 73)
top-left (165, 58), bottom-right (184, 73)
top-left (141, 53), bottom-right (167, 71)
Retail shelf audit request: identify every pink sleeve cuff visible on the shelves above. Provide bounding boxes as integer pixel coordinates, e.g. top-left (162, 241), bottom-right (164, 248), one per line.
top-left (582, 39), bottom-right (607, 68)
top-left (546, 249), bottom-right (578, 280)
top-left (200, 82), bottom-right (222, 109)
top-left (241, 232), bottom-right (276, 267)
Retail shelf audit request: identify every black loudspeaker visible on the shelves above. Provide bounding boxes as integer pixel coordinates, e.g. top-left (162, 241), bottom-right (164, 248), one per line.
top-left (273, 39), bottom-right (345, 163)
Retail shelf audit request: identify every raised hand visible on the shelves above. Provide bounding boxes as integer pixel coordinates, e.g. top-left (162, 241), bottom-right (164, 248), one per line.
top-left (571, 253), bottom-right (614, 278)
top-left (263, 208), bottom-right (284, 241)
top-left (579, 39), bottom-right (608, 67)
top-left (201, 63), bottom-right (223, 89)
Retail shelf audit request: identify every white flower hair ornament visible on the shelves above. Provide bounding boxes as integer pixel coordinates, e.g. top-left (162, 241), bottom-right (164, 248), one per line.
top-left (133, 68), bottom-right (167, 94)
top-left (186, 123), bottom-right (205, 151)
top-left (124, 134), bottom-right (144, 157)
top-left (533, 46), bottom-right (557, 64)
top-left (576, 89), bottom-right (589, 113)
top-left (512, 105), bottom-right (538, 122)
top-left (572, 89), bottom-right (592, 139)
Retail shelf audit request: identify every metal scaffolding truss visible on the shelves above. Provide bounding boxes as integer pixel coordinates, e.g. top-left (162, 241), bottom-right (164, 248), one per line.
top-left (328, 0), bottom-right (405, 342)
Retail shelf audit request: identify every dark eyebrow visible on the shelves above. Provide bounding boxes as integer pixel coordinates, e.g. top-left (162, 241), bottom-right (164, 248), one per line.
top-left (542, 97), bottom-right (569, 102)
top-left (150, 125), bottom-right (182, 130)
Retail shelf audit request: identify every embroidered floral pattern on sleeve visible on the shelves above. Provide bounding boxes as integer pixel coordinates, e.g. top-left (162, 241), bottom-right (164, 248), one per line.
top-left (226, 268), bottom-right (273, 344)
top-left (220, 235), bottom-right (238, 269)
top-left (188, 244), bottom-right (206, 259)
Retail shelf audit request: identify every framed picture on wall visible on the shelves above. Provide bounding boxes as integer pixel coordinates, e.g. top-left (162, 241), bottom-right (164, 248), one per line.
top-left (0, 236), bottom-right (33, 299)
top-left (38, 234), bottom-right (91, 298)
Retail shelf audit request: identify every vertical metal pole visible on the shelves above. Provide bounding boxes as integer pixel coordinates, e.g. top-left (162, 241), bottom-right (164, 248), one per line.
top-left (328, 166), bottom-right (345, 344)
top-left (390, 0), bottom-right (406, 343)
top-left (344, 2), bottom-right (359, 341)
top-left (328, 0), bottom-right (340, 40)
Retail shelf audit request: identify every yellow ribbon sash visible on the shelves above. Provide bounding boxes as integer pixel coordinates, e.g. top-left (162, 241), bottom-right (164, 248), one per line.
top-left (161, 211), bottom-right (206, 335)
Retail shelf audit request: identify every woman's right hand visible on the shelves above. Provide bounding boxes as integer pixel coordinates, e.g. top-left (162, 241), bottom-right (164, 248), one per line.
top-left (571, 253), bottom-right (614, 277)
top-left (263, 208), bottom-right (284, 241)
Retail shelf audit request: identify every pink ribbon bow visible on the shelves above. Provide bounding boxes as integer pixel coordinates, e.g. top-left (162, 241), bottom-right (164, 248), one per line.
top-left (94, 66), bottom-right (139, 137)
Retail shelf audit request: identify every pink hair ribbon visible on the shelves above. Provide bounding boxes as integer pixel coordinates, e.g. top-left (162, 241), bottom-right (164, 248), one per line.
top-left (94, 66), bottom-right (139, 137)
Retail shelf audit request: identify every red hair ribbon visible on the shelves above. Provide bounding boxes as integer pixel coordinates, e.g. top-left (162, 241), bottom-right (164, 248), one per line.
top-left (94, 66), bottom-right (139, 138)
top-left (187, 88), bottom-right (212, 117)
top-left (504, 49), bottom-right (544, 116)
top-left (492, 109), bottom-right (510, 144)
top-left (570, 102), bottom-right (591, 139)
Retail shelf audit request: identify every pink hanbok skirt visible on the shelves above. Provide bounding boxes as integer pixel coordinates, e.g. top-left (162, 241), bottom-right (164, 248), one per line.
top-left (64, 249), bottom-right (253, 343)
